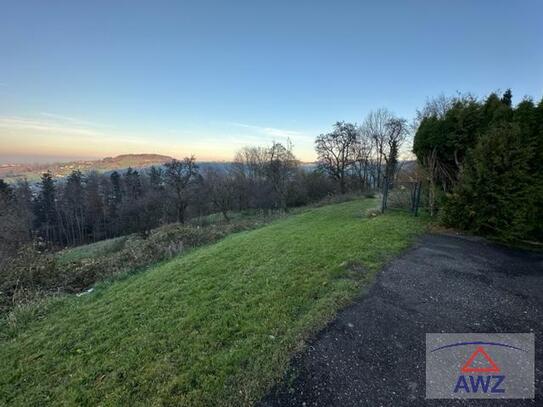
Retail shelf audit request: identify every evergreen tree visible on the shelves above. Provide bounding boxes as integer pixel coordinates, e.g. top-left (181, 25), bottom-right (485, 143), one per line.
top-left (501, 88), bottom-right (513, 107)
top-left (415, 89), bottom-right (542, 242)
top-left (442, 123), bottom-right (538, 241)
top-left (34, 172), bottom-right (58, 244)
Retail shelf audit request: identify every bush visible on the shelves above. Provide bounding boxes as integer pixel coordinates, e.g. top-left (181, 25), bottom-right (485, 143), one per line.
top-left (365, 207), bottom-right (381, 218)
top-left (441, 123), bottom-right (540, 241)
top-left (0, 245), bottom-right (58, 312)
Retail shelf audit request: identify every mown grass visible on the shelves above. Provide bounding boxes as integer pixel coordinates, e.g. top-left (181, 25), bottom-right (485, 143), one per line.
top-left (0, 199), bottom-right (426, 406)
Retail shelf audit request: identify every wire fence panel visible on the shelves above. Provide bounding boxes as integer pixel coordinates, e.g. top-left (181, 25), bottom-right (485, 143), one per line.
top-left (381, 179), bottom-right (423, 216)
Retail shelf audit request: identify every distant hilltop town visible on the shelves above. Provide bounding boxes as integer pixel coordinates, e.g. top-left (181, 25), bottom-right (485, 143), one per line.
top-left (0, 154), bottom-right (174, 182)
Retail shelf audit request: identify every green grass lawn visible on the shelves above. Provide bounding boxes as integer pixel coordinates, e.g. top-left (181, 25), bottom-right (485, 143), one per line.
top-left (0, 199), bottom-right (426, 406)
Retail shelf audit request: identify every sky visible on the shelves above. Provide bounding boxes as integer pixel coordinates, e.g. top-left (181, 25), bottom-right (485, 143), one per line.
top-left (1, 0), bottom-right (542, 163)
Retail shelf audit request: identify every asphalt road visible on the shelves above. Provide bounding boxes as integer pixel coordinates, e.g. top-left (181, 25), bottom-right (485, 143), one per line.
top-left (260, 233), bottom-right (543, 406)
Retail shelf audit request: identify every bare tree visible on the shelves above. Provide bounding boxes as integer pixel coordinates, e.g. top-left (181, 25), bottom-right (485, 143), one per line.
top-left (264, 141), bottom-right (299, 211)
top-left (419, 147), bottom-right (456, 216)
top-left (351, 131), bottom-right (374, 191)
top-left (362, 109), bottom-right (388, 187)
top-left (416, 94), bottom-right (453, 120)
top-left (361, 109), bottom-right (408, 187)
top-left (383, 117), bottom-right (408, 181)
top-left (204, 168), bottom-right (235, 221)
top-left (0, 180), bottom-right (32, 268)
top-left (164, 156), bottom-right (200, 223)
top-left (315, 122), bottom-right (358, 194)
top-left (232, 146), bottom-right (267, 180)
top-left (230, 146), bottom-right (268, 209)
top-left (411, 92), bottom-right (476, 132)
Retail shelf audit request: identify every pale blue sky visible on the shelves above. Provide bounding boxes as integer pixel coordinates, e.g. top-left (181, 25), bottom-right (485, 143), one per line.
top-left (1, 0), bottom-right (542, 162)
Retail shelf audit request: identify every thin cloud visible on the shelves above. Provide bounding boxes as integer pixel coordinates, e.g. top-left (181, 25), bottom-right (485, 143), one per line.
top-left (228, 122), bottom-right (313, 140)
top-left (0, 116), bottom-right (103, 137)
top-left (40, 112), bottom-right (101, 127)
top-left (0, 115), bottom-right (148, 146)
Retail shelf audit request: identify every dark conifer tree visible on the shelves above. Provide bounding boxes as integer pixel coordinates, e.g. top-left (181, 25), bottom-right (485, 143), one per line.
top-left (34, 172), bottom-right (58, 244)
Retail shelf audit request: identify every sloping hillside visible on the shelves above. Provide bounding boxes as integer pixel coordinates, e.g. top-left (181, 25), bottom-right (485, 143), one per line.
top-left (0, 199), bottom-right (426, 406)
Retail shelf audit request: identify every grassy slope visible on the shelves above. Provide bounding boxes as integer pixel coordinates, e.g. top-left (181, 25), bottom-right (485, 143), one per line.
top-left (0, 199), bottom-right (426, 406)
top-left (55, 209), bottom-right (280, 265)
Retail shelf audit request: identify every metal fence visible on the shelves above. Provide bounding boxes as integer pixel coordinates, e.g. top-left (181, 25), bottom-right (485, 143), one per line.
top-left (381, 178), bottom-right (423, 216)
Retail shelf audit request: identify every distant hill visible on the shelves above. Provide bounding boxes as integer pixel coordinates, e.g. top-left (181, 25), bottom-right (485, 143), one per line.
top-left (1, 155), bottom-right (317, 183)
top-left (0, 154), bottom-right (174, 182)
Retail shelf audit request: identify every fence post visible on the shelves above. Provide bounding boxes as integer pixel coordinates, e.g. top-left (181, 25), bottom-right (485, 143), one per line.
top-left (414, 181), bottom-right (422, 217)
top-left (381, 176), bottom-right (389, 213)
top-left (410, 183), bottom-right (416, 213)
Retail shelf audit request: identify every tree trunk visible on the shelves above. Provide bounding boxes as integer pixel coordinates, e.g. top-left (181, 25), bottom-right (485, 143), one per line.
top-left (339, 175), bottom-right (346, 194)
top-left (429, 177), bottom-right (436, 217)
top-left (221, 208), bottom-right (230, 222)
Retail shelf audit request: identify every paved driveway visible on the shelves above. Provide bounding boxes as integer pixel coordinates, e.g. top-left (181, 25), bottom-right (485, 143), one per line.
top-left (261, 234), bottom-right (543, 406)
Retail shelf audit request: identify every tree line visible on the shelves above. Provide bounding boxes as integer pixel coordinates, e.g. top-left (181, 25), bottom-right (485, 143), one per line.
top-left (413, 89), bottom-right (543, 242)
top-left (0, 144), bottom-right (325, 253)
top-left (0, 108), bottom-right (411, 254)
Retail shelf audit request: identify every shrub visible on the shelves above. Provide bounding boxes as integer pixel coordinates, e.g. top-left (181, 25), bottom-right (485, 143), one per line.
top-left (365, 207), bottom-right (382, 218)
top-left (0, 245), bottom-right (58, 312)
top-left (441, 123), bottom-right (540, 241)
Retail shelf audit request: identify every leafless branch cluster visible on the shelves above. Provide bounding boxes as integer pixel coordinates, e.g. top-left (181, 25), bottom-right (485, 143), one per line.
top-left (315, 109), bottom-right (409, 193)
